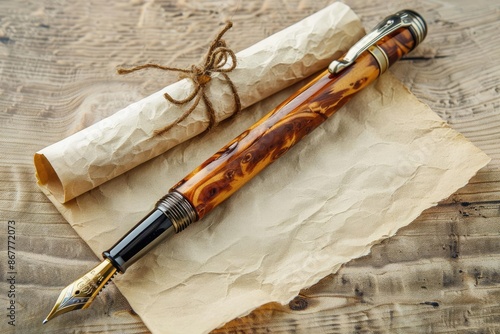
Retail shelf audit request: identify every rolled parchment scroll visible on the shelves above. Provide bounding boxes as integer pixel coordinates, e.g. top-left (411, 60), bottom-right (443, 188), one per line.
top-left (34, 2), bottom-right (364, 203)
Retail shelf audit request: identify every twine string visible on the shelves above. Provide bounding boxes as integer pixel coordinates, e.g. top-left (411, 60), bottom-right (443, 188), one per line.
top-left (117, 21), bottom-right (241, 136)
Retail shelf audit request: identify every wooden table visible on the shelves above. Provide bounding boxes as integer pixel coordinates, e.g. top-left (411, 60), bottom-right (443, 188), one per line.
top-left (1, 0), bottom-right (498, 332)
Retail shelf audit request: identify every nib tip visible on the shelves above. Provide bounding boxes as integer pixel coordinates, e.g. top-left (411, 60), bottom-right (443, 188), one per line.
top-left (43, 319), bottom-right (48, 324)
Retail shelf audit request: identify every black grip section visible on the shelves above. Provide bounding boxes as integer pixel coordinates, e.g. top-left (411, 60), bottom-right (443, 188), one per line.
top-left (103, 209), bottom-right (175, 272)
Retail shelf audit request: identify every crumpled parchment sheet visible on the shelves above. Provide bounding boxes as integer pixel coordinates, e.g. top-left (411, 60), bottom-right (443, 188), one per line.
top-left (42, 72), bottom-right (490, 333)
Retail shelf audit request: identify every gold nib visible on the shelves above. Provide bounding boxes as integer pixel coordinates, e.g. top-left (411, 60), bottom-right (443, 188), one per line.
top-left (43, 258), bottom-right (117, 323)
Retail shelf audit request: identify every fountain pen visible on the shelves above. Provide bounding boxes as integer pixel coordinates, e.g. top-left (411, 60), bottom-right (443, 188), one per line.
top-left (44, 9), bottom-right (427, 323)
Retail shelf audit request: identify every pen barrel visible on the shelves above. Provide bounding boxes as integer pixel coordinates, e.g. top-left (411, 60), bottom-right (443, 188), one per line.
top-left (171, 27), bottom-right (417, 220)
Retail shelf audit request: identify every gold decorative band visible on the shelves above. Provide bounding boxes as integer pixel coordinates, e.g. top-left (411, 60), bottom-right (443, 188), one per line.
top-left (368, 45), bottom-right (389, 75)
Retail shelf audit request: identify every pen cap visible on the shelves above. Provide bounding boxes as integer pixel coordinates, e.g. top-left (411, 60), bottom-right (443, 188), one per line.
top-left (329, 9), bottom-right (427, 74)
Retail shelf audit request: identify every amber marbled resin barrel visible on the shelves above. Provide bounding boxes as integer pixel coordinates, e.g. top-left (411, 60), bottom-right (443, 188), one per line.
top-left (172, 28), bottom-right (416, 220)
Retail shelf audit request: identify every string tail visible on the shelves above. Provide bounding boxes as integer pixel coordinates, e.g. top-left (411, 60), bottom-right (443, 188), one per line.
top-left (117, 21), bottom-right (240, 135)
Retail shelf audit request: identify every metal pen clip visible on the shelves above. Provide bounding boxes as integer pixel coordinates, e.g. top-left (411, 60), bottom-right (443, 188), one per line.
top-left (328, 9), bottom-right (427, 74)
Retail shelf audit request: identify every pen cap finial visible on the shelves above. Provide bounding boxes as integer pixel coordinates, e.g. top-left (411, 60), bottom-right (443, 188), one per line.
top-left (398, 9), bottom-right (427, 48)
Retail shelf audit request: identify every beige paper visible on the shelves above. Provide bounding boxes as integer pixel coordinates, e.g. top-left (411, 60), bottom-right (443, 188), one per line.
top-left (42, 73), bottom-right (490, 334)
top-left (34, 2), bottom-right (364, 203)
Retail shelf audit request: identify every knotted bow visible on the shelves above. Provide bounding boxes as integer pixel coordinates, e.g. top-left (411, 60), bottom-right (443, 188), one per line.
top-left (117, 21), bottom-right (241, 136)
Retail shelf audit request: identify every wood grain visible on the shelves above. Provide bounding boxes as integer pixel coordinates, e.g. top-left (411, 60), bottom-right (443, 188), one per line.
top-left (0, 0), bottom-right (498, 333)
